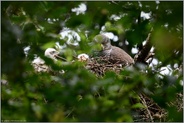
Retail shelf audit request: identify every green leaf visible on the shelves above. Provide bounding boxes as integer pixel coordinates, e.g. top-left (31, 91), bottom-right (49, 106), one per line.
top-left (131, 103), bottom-right (145, 109)
top-left (41, 41), bottom-right (56, 50)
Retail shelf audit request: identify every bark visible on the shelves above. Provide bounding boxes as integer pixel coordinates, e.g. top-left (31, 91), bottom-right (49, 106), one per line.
top-left (134, 28), bottom-right (154, 64)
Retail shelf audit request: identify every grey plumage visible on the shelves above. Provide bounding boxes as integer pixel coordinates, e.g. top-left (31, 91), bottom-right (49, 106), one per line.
top-left (93, 34), bottom-right (134, 66)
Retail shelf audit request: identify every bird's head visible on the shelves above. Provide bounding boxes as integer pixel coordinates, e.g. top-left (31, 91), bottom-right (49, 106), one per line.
top-left (45, 48), bottom-right (68, 61)
top-left (77, 53), bottom-right (89, 62)
top-left (93, 34), bottom-right (112, 51)
top-left (44, 48), bottom-right (59, 61)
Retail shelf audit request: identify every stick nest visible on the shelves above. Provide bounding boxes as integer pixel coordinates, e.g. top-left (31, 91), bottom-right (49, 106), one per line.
top-left (83, 56), bottom-right (183, 122)
top-left (85, 56), bottom-right (126, 76)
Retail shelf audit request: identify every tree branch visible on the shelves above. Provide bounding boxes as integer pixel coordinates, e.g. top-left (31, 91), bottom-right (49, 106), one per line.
top-left (134, 28), bottom-right (154, 64)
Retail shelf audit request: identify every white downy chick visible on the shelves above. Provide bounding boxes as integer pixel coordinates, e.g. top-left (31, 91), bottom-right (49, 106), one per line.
top-left (32, 57), bottom-right (49, 72)
top-left (44, 48), bottom-right (60, 61)
top-left (77, 53), bottom-right (89, 62)
top-left (32, 48), bottom-right (60, 73)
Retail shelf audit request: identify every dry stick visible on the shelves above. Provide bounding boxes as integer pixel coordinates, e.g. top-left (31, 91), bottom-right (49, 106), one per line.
top-left (55, 55), bottom-right (67, 61)
top-left (65, 108), bottom-right (75, 118)
top-left (33, 64), bottom-right (47, 69)
top-left (55, 54), bottom-right (78, 61)
top-left (139, 93), bottom-right (154, 122)
top-left (43, 97), bottom-right (48, 104)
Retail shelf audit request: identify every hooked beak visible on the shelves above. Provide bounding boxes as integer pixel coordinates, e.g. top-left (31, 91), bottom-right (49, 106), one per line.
top-left (101, 44), bottom-right (104, 50)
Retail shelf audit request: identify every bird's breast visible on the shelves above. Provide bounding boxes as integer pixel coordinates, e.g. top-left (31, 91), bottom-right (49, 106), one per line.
top-left (102, 48), bottom-right (112, 56)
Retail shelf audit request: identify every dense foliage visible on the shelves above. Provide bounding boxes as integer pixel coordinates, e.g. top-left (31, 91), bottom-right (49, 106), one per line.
top-left (1, 1), bottom-right (183, 122)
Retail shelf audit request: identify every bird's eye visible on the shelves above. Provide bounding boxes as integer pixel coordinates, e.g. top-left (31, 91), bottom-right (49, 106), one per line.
top-left (102, 40), bottom-right (107, 45)
top-left (50, 51), bottom-right (55, 54)
top-left (102, 41), bottom-right (106, 44)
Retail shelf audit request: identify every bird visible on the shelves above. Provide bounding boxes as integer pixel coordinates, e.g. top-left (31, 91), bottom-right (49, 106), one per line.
top-left (77, 53), bottom-right (89, 62)
top-left (32, 48), bottom-right (66, 73)
top-left (45, 48), bottom-right (89, 63)
top-left (44, 48), bottom-right (67, 61)
top-left (93, 34), bottom-right (134, 66)
top-left (32, 56), bottom-right (49, 73)
top-left (44, 48), bottom-right (59, 61)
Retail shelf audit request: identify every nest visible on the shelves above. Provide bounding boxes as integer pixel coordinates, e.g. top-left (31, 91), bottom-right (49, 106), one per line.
top-left (84, 56), bottom-right (169, 122)
top-left (133, 93), bottom-right (167, 122)
top-left (85, 56), bottom-right (126, 76)
top-left (32, 55), bottom-right (181, 122)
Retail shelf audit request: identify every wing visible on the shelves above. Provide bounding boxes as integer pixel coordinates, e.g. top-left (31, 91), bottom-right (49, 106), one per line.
top-left (110, 46), bottom-right (134, 65)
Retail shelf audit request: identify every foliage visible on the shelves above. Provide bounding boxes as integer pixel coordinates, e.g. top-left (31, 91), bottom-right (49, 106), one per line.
top-left (1, 1), bottom-right (183, 122)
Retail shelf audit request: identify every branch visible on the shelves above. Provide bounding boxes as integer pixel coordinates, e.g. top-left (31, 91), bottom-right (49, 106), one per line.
top-left (134, 28), bottom-right (154, 64)
top-left (139, 93), bottom-right (154, 122)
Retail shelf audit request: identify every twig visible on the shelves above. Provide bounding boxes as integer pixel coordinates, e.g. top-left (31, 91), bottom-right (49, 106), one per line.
top-left (55, 55), bottom-right (67, 61)
top-left (139, 93), bottom-right (154, 122)
top-left (43, 97), bottom-right (48, 104)
top-left (65, 108), bottom-right (75, 118)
